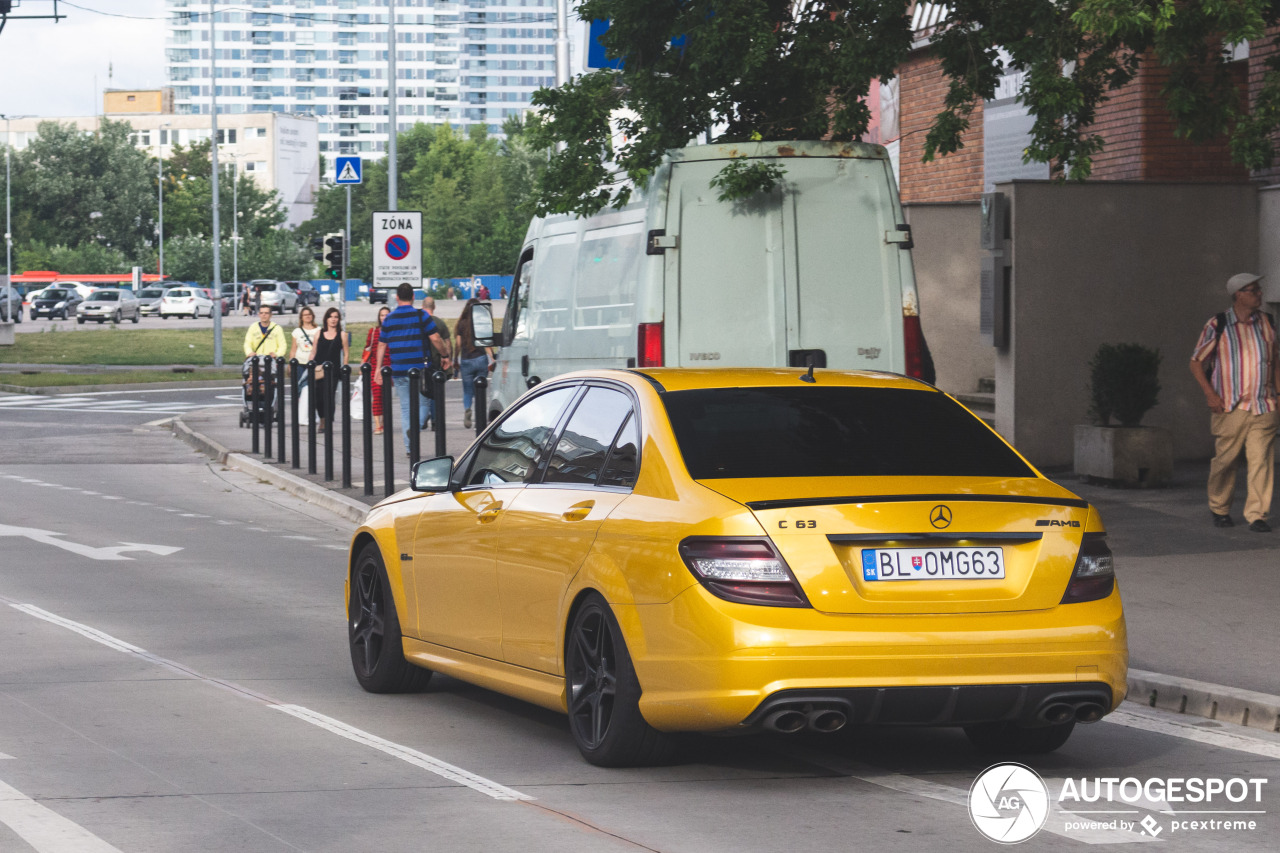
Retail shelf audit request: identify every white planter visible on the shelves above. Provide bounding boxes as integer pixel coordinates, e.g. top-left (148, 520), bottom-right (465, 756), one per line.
top-left (1073, 425), bottom-right (1173, 487)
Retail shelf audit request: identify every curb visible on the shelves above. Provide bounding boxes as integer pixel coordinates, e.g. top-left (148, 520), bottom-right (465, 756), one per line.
top-left (170, 417), bottom-right (369, 524)
top-left (167, 416), bottom-right (1280, 734)
top-left (1126, 669), bottom-right (1280, 732)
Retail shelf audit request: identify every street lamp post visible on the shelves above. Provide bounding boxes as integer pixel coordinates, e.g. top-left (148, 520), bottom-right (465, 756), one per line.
top-left (388, 0), bottom-right (397, 211)
top-left (2, 115), bottom-right (31, 297)
top-left (229, 154), bottom-right (240, 298)
top-left (157, 123), bottom-right (170, 283)
top-left (209, 0), bottom-right (223, 366)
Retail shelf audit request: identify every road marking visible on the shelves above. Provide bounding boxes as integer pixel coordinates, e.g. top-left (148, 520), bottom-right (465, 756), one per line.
top-left (4, 601), bottom-right (533, 804)
top-left (271, 705), bottom-right (533, 801)
top-left (0, 778), bottom-right (125, 853)
top-left (1103, 706), bottom-right (1280, 760)
top-left (281, 535), bottom-right (316, 541)
top-left (0, 525), bottom-right (182, 562)
top-left (0, 754), bottom-right (12, 760)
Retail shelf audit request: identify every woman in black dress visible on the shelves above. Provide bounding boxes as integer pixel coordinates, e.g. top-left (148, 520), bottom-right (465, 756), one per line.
top-left (313, 307), bottom-right (349, 430)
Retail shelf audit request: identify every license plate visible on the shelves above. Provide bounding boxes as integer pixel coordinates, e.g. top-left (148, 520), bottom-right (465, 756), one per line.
top-left (861, 547), bottom-right (1005, 581)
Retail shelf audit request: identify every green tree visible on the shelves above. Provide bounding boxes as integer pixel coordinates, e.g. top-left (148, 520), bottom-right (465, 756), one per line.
top-left (528, 0), bottom-right (1280, 215)
top-left (15, 241), bottom-right (135, 276)
top-left (163, 231), bottom-right (310, 286)
top-left (161, 140), bottom-right (286, 241)
top-left (12, 119), bottom-right (156, 258)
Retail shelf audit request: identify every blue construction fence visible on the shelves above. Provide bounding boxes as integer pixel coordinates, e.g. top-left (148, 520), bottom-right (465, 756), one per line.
top-left (320, 274), bottom-right (513, 302)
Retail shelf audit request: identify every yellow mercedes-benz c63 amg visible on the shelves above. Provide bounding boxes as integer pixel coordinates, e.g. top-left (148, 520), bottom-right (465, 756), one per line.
top-left (346, 369), bottom-right (1127, 767)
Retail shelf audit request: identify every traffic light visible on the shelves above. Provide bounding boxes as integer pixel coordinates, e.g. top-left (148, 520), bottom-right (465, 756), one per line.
top-left (311, 235), bottom-right (325, 265)
top-left (323, 232), bottom-right (344, 280)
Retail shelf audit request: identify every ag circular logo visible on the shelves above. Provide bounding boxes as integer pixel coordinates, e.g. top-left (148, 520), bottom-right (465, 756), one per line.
top-left (969, 763), bottom-right (1050, 844)
top-left (384, 234), bottom-right (411, 261)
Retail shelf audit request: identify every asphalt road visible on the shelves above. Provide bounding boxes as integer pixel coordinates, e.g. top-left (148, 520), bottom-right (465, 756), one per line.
top-left (0, 405), bottom-right (1278, 851)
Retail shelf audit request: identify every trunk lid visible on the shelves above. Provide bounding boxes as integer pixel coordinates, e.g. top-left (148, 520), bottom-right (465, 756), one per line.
top-left (706, 476), bottom-right (1088, 614)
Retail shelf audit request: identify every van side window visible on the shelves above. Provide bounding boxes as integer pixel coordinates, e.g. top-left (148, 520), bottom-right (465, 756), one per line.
top-left (509, 250), bottom-right (533, 345)
top-left (543, 388), bottom-right (633, 486)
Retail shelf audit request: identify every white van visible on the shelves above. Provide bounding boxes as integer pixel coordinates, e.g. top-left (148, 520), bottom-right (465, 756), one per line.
top-left (488, 140), bottom-right (932, 416)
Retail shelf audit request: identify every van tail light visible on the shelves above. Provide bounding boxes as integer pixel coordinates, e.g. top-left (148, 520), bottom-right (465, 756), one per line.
top-left (679, 538), bottom-right (810, 608)
top-left (903, 314), bottom-right (931, 381)
top-left (1061, 534), bottom-right (1115, 604)
top-left (638, 321), bottom-right (664, 367)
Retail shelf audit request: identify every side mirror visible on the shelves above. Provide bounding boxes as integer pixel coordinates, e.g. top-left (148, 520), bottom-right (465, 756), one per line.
top-left (471, 303), bottom-right (496, 347)
top-left (410, 456), bottom-right (455, 492)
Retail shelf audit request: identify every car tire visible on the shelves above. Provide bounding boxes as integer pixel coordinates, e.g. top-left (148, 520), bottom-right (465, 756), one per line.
top-left (964, 720), bottom-right (1076, 755)
top-left (77, 316), bottom-right (85, 324)
top-left (565, 592), bottom-right (676, 767)
top-left (114, 311), bottom-right (121, 323)
top-left (131, 312), bottom-right (139, 324)
top-left (349, 543), bottom-right (433, 693)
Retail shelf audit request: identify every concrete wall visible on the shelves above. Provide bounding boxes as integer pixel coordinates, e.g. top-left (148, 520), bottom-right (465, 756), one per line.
top-left (1259, 186), bottom-right (1280, 303)
top-left (996, 181), bottom-right (1258, 467)
top-left (904, 202), bottom-right (992, 395)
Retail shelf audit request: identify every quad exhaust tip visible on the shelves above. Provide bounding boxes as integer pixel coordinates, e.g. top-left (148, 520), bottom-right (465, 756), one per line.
top-left (762, 706), bottom-right (849, 734)
top-left (1037, 698), bottom-right (1108, 725)
top-left (764, 709), bottom-right (807, 734)
top-left (1074, 702), bottom-right (1105, 723)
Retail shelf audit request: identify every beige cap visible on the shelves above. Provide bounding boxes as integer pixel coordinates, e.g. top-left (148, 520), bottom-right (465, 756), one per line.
top-left (1228, 273), bottom-right (1263, 295)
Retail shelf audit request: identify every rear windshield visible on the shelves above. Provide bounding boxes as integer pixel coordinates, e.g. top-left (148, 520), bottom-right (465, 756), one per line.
top-left (139, 288), bottom-right (165, 298)
top-left (88, 292), bottom-right (119, 301)
top-left (253, 282), bottom-right (277, 292)
top-left (662, 386), bottom-right (1035, 479)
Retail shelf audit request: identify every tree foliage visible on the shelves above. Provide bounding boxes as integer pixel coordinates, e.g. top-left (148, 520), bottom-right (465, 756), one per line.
top-left (527, 0), bottom-right (1280, 216)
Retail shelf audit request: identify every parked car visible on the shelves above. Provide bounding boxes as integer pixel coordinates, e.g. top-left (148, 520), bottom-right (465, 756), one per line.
top-left (220, 283), bottom-right (247, 309)
top-left (51, 281), bottom-right (97, 300)
top-left (78, 288), bottom-right (141, 324)
top-left (347, 368), bottom-right (1126, 766)
top-left (285, 280), bottom-right (321, 307)
top-left (159, 287), bottom-right (215, 319)
top-left (250, 280), bottom-right (298, 314)
top-left (137, 286), bottom-right (169, 317)
top-left (199, 287), bottom-right (230, 316)
top-left (30, 287), bottom-right (84, 320)
top-left (0, 285), bottom-right (22, 323)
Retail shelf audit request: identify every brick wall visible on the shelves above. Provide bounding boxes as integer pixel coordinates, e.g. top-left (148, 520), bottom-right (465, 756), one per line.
top-left (1249, 26), bottom-right (1280, 185)
top-left (1091, 53), bottom-right (1248, 182)
top-left (898, 51), bottom-right (985, 203)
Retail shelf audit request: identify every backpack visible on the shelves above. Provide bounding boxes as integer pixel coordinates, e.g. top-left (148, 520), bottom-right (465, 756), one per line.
top-left (1202, 311), bottom-right (1277, 380)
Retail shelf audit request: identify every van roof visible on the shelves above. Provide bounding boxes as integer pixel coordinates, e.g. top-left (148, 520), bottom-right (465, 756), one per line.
top-left (667, 140), bottom-right (890, 164)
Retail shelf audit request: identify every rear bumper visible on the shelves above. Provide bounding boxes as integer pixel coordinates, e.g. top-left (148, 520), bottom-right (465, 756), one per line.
top-left (624, 583), bottom-right (1128, 732)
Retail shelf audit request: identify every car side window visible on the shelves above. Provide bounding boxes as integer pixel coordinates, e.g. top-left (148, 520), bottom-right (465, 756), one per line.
top-left (599, 412), bottom-right (640, 488)
top-left (544, 387), bottom-right (634, 486)
top-left (464, 386), bottom-right (577, 486)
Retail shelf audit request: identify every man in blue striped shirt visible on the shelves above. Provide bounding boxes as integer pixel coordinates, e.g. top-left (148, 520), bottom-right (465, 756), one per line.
top-left (376, 283), bottom-right (452, 453)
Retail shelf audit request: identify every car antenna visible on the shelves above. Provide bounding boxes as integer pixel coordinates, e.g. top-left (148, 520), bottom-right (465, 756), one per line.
top-left (800, 356), bottom-right (816, 384)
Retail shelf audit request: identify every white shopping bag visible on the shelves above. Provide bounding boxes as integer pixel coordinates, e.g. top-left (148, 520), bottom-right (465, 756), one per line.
top-left (349, 379), bottom-right (364, 420)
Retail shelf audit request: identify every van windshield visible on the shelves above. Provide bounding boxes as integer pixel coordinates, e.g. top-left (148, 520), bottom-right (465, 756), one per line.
top-left (662, 386), bottom-right (1034, 480)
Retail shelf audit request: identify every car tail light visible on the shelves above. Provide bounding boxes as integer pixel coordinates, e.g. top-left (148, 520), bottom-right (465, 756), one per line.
top-left (903, 314), bottom-right (929, 380)
top-left (1061, 533), bottom-right (1115, 604)
top-left (638, 322), bottom-right (664, 367)
top-left (678, 538), bottom-right (809, 607)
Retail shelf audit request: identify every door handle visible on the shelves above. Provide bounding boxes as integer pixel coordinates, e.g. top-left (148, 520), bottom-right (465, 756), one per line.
top-left (561, 501), bottom-right (595, 522)
top-left (477, 501), bottom-right (504, 523)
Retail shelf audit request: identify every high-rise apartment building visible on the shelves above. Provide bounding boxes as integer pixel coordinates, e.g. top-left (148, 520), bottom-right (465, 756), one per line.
top-left (163, 0), bottom-right (558, 157)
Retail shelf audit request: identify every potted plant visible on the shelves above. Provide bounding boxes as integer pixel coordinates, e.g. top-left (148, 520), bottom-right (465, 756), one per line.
top-left (1073, 343), bottom-right (1173, 486)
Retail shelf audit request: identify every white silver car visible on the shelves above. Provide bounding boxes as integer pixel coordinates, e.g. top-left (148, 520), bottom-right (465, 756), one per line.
top-left (250, 280), bottom-right (298, 314)
top-left (78, 288), bottom-right (141, 324)
top-left (137, 286), bottom-right (169, 317)
top-left (159, 287), bottom-right (215, 319)
top-left (0, 286), bottom-right (21, 323)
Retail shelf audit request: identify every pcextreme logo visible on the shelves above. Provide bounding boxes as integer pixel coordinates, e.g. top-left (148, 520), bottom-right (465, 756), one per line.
top-left (969, 764), bottom-right (1270, 843)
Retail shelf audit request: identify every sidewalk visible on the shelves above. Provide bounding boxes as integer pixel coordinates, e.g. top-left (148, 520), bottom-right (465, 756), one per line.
top-left (171, 394), bottom-right (1280, 733)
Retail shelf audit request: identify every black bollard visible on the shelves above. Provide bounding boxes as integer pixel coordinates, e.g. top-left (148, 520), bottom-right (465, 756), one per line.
top-left (263, 357), bottom-right (274, 459)
top-left (473, 374), bottom-right (489, 435)
top-left (407, 367), bottom-right (421, 465)
top-left (250, 357), bottom-right (261, 454)
top-left (381, 365), bottom-right (395, 496)
top-left (361, 363), bottom-right (374, 496)
top-left (323, 361), bottom-right (335, 482)
top-left (341, 365), bottom-right (352, 489)
top-left (307, 361), bottom-right (318, 475)
top-left (289, 358), bottom-right (301, 469)
top-left (276, 357), bottom-right (286, 463)
top-left (431, 369), bottom-right (447, 458)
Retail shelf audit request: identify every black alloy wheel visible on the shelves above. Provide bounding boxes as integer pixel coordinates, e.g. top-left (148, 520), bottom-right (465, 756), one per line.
top-left (565, 593), bottom-right (675, 767)
top-left (348, 544), bottom-right (432, 693)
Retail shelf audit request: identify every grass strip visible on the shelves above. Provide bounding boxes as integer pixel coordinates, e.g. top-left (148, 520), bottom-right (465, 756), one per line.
top-left (0, 369), bottom-right (243, 388)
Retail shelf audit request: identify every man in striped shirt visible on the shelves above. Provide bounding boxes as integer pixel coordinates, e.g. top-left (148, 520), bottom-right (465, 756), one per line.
top-left (376, 283), bottom-right (452, 454)
top-left (1190, 273), bottom-right (1279, 532)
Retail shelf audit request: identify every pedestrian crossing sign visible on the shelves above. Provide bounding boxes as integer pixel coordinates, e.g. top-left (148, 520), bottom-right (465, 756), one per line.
top-left (335, 156), bottom-right (362, 185)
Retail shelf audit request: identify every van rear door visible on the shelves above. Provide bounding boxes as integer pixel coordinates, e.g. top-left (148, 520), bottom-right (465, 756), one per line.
top-left (667, 159), bottom-right (788, 367)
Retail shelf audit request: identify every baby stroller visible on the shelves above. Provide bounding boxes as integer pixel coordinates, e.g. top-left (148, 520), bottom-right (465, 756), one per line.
top-left (238, 355), bottom-right (279, 428)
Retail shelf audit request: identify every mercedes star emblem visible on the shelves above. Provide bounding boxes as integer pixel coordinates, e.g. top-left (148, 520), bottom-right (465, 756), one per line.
top-left (930, 505), bottom-right (953, 529)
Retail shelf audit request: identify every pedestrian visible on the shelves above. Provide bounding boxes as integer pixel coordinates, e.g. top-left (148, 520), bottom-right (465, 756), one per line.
top-left (421, 295), bottom-right (453, 426)
top-left (454, 298), bottom-right (496, 429)
top-left (377, 283), bottom-right (452, 455)
top-left (313, 307), bottom-right (349, 432)
top-left (363, 305), bottom-right (391, 434)
top-left (1190, 273), bottom-right (1280, 532)
top-left (478, 283), bottom-right (490, 300)
top-left (240, 287), bottom-right (251, 316)
top-left (289, 306), bottom-right (320, 395)
top-left (243, 305), bottom-right (287, 359)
